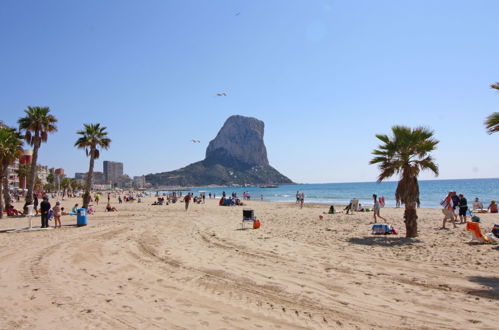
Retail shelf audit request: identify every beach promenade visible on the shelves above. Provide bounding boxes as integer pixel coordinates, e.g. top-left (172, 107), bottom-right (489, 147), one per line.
top-left (0, 197), bottom-right (497, 329)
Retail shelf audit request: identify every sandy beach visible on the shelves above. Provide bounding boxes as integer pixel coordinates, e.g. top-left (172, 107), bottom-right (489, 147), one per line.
top-left (0, 197), bottom-right (497, 329)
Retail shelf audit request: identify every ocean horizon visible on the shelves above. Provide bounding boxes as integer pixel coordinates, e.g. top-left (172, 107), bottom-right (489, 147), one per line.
top-left (179, 178), bottom-right (499, 209)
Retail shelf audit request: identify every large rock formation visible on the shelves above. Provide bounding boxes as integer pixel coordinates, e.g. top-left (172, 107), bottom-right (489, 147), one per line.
top-left (145, 115), bottom-right (293, 187)
top-left (204, 115), bottom-right (269, 169)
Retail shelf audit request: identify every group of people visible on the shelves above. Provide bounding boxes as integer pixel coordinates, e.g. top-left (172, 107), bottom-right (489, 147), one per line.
top-left (296, 191), bottom-right (305, 208)
top-left (38, 196), bottom-right (63, 228)
top-left (471, 197), bottom-right (497, 213)
top-left (440, 192), bottom-right (497, 229)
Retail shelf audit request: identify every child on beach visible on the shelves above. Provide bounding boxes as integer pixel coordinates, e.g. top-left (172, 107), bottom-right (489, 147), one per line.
top-left (372, 194), bottom-right (386, 223)
top-left (53, 201), bottom-right (62, 228)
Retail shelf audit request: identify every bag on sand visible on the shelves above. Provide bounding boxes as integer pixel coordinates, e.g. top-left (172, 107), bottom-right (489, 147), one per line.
top-left (253, 219), bottom-right (261, 229)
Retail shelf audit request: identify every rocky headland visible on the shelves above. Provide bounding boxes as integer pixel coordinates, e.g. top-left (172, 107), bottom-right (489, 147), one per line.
top-left (145, 115), bottom-right (293, 187)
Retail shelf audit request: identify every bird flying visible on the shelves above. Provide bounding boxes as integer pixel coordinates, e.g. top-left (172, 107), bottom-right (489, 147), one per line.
top-left (216, 93), bottom-right (227, 96)
top-left (190, 139), bottom-right (201, 143)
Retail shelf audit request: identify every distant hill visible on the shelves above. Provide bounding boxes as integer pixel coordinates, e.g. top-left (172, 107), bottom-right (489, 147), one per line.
top-left (145, 115), bottom-right (293, 187)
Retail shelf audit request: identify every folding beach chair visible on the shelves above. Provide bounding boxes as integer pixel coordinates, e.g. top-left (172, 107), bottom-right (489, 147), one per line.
top-left (351, 199), bottom-right (359, 213)
top-left (466, 222), bottom-right (490, 243)
top-left (242, 209), bottom-right (256, 229)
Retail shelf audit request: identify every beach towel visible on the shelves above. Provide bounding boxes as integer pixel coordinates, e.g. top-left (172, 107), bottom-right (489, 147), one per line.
top-left (372, 224), bottom-right (392, 235)
top-left (440, 194), bottom-right (453, 210)
top-left (492, 224), bottom-right (499, 238)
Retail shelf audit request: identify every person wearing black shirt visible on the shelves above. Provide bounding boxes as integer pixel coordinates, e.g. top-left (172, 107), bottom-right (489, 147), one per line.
top-left (451, 191), bottom-right (460, 222)
top-left (458, 194), bottom-right (468, 224)
top-left (40, 196), bottom-right (51, 228)
top-left (33, 194), bottom-right (39, 215)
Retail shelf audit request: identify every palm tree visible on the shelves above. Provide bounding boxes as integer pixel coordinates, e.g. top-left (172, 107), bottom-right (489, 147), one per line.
top-left (60, 177), bottom-right (71, 198)
top-left (75, 124), bottom-right (111, 209)
top-left (370, 126), bottom-right (439, 238)
top-left (0, 126), bottom-right (24, 218)
top-left (18, 106), bottom-right (57, 207)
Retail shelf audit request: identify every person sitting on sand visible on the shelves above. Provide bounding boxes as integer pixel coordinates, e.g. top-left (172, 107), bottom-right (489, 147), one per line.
top-left (106, 203), bottom-right (117, 212)
top-left (72, 204), bottom-right (79, 214)
top-left (6, 204), bottom-right (21, 216)
top-left (487, 200), bottom-right (498, 213)
top-left (61, 207), bottom-right (69, 215)
top-left (344, 202), bottom-right (352, 214)
top-left (472, 198), bottom-right (483, 211)
top-left (357, 203), bottom-right (364, 212)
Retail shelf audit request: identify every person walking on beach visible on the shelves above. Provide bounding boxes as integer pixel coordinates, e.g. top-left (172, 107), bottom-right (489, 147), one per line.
top-left (53, 201), bottom-right (62, 228)
top-left (299, 192), bottom-right (305, 209)
top-left (40, 196), bottom-right (51, 228)
top-left (296, 191), bottom-right (300, 204)
top-left (440, 192), bottom-right (457, 229)
top-left (33, 194), bottom-right (39, 215)
top-left (458, 194), bottom-right (468, 224)
top-left (451, 191), bottom-right (460, 222)
top-left (372, 194), bottom-right (386, 223)
top-left (184, 194), bottom-right (191, 211)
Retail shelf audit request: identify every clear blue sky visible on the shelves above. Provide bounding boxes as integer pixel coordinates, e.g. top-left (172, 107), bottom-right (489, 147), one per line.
top-left (1, 0), bottom-right (498, 183)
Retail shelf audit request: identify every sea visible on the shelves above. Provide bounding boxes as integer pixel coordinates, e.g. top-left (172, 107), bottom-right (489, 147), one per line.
top-left (182, 178), bottom-right (499, 208)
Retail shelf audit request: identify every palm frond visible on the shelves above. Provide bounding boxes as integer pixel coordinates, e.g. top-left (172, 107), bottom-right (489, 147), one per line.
top-left (485, 112), bottom-right (499, 134)
top-left (75, 123), bottom-right (111, 158)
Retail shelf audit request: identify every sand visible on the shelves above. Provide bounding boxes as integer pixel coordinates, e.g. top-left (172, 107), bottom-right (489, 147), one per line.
top-left (0, 197), bottom-right (497, 329)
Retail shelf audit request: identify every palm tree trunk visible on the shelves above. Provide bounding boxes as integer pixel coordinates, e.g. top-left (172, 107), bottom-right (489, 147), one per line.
top-left (83, 151), bottom-right (95, 209)
top-left (25, 138), bottom-right (40, 207)
top-left (3, 166), bottom-right (10, 209)
top-left (0, 166), bottom-right (4, 219)
top-left (404, 202), bottom-right (418, 238)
